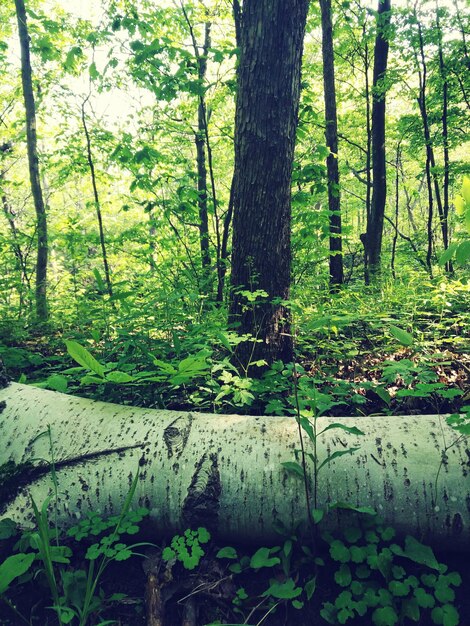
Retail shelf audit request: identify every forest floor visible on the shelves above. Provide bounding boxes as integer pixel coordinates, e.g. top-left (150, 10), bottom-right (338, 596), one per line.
top-left (1, 290), bottom-right (469, 626)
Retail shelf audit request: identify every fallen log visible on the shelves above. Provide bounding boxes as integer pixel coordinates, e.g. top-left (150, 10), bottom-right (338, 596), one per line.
top-left (0, 382), bottom-right (468, 548)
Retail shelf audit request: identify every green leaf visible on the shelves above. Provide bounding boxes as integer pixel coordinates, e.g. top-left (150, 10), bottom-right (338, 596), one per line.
top-left (305, 576), bottom-right (316, 600)
top-left (197, 527), bottom-right (211, 543)
top-left (329, 540), bottom-right (350, 563)
top-left (372, 606), bottom-right (398, 626)
top-left (414, 587), bottom-right (435, 608)
top-left (312, 508), bottom-right (324, 524)
top-left (262, 577), bottom-right (302, 599)
top-left (250, 547), bottom-right (280, 569)
top-left (372, 385), bottom-right (392, 406)
top-left (402, 597), bottom-right (420, 622)
top-left (402, 536), bottom-right (440, 570)
top-left (89, 61), bottom-right (99, 79)
top-left (281, 461), bottom-right (305, 478)
top-left (462, 175), bottom-right (470, 204)
top-left (335, 564), bottom-right (352, 587)
top-left (319, 423), bottom-right (365, 436)
top-left (0, 553), bottom-right (35, 594)
top-left (65, 340), bottom-right (105, 378)
top-left (93, 268), bottom-right (106, 291)
top-left (318, 448), bottom-right (360, 471)
top-left (434, 583), bottom-right (455, 603)
top-left (456, 240), bottom-right (470, 264)
top-left (162, 547), bottom-right (176, 561)
top-left (389, 325), bottom-right (413, 346)
top-left (106, 371), bottom-right (135, 383)
top-left (431, 604), bottom-right (460, 626)
top-left (0, 519), bottom-right (17, 540)
top-left (331, 502), bottom-right (377, 516)
top-left (439, 243), bottom-right (458, 265)
top-left (49, 372), bottom-right (70, 392)
top-left (388, 581), bottom-right (409, 597)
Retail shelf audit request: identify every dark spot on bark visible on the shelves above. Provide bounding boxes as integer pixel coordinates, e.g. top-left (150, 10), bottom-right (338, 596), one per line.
top-left (384, 481), bottom-right (394, 502)
top-left (404, 478), bottom-right (410, 487)
top-left (375, 438), bottom-right (383, 457)
top-left (182, 453), bottom-right (221, 533)
top-left (163, 415), bottom-right (193, 459)
top-left (452, 513), bottom-right (463, 535)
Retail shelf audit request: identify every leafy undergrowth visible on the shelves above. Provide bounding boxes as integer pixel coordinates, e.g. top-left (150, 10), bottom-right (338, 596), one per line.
top-left (0, 278), bottom-right (469, 625)
top-left (0, 514), bottom-right (468, 626)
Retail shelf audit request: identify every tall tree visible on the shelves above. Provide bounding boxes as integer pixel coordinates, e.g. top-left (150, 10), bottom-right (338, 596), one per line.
top-left (436, 3), bottom-right (452, 273)
top-left (181, 7), bottom-right (213, 285)
top-left (81, 95), bottom-right (113, 298)
top-left (15, 0), bottom-right (48, 321)
top-left (365, 0), bottom-right (391, 282)
top-left (228, 0), bottom-right (310, 370)
top-left (319, 0), bottom-right (344, 288)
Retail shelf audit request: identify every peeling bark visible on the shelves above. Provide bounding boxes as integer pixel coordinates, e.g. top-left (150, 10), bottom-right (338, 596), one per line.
top-left (0, 384), bottom-right (468, 549)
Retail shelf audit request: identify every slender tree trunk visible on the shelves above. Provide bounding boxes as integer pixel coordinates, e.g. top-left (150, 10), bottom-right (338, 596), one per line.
top-left (414, 13), bottom-right (447, 271)
top-left (229, 0), bottom-right (309, 370)
top-left (81, 97), bottom-right (113, 298)
top-left (14, 0), bottom-right (48, 321)
top-left (364, 37), bottom-right (372, 230)
top-left (1, 192), bottom-right (32, 307)
top-left (0, 383), bottom-right (468, 549)
top-left (360, 31), bottom-right (372, 284)
top-left (436, 4), bottom-right (452, 273)
top-left (148, 210), bottom-right (157, 271)
top-left (216, 179), bottom-right (234, 303)
top-left (365, 0), bottom-right (391, 281)
top-left (186, 15), bottom-right (212, 280)
top-left (391, 142), bottom-right (400, 279)
top-left (319, 0), bottom-right (344, 288)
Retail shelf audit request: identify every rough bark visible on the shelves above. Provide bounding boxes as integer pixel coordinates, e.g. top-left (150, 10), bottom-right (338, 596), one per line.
top-left (365, 0), bottom-right (391, 281)
top-left (0, 384), bottom-right (468, 549)
top-left (228, 0), bottom-right (309, 369)
top-left (319, 0), bottom-right (344, 288)
top-left (15, 0), bottom-right (48, 321)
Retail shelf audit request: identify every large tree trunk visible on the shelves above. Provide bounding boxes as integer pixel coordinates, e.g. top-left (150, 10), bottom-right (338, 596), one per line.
top-left (228, 0), bottom-right (309, 370)
top-left (15, 0), bottom-right (48, 322)
top-left (319, 0), bottom-right (344, 288)
top-left (365, 0), bottom-right (391, 281)
top-left (0, 383), bottom-right (468, 548)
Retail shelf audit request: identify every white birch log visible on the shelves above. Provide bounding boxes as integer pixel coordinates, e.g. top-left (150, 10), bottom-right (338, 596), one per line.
top-left (0, 383), bottom-right (468, 548)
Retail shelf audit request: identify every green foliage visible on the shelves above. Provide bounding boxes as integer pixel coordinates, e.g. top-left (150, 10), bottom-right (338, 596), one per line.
top-left (321, 518), bottom-right (462, 625)
top-left (162, 527), bottom-right (211, 570)
top-left (0, 469), bottom-right (149, 626)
